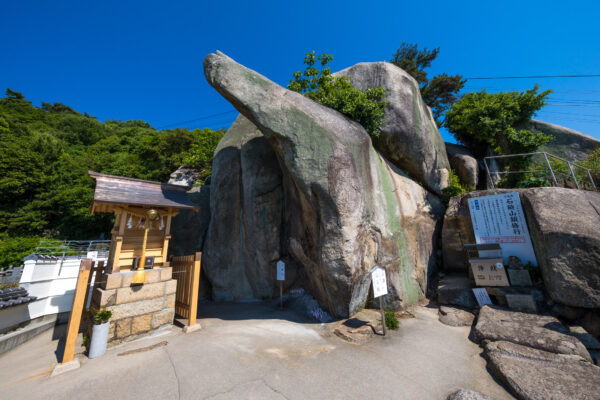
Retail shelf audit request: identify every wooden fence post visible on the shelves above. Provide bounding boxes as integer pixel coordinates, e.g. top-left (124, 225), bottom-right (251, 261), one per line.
top-left (62, 259), bottom-right (93, 364)
top-left (188, 252), bottom-right (201, 327)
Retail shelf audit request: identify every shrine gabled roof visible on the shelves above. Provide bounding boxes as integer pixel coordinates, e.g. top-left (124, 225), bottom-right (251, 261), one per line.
top-left (89, 171), bottom-right (198, 210)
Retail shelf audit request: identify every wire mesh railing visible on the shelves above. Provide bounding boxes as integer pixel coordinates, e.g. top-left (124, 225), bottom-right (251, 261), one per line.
top-left (483, 152), bottom-right (597, 191)
top-left (29, 240), bottom-right (111, 262)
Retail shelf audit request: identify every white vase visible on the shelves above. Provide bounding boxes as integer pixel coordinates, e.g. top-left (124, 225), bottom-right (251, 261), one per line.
top-left (89, 321), bottom-right (110, 358)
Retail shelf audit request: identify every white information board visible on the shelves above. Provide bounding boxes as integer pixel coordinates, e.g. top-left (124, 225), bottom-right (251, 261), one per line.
top-left (472, 288), bottom-right (493, 307)
top-left (468, 192), bottom-right (537, 266)
top-left (371, 266), bottom-right (388, 298)
top-left (276, 261), bottom-right (285, 281)
top-left (86, 251), bottom-right (98, 261)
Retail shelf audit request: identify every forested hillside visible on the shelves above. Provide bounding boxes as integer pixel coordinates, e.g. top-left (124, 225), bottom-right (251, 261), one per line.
top-left (0, 89), bottom-right (224, 268)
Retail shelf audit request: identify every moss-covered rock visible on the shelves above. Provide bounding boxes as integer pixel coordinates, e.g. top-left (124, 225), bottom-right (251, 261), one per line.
top-left (202, 52), bottom-right (444, 317)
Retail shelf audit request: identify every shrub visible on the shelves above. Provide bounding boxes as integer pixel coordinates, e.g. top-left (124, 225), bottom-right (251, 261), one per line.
top-left (583, 148), bottom-right (600, 186)
top-left (441, 170), bottom-right (466, 205)
top-left (93, 307), bottom-right (112, 324)
top-left (0, 236), bottom-right (43, 270)
top-left (0, 282), bottom-right (19, 290)
top-left (385, 309), bottom-right (399, 330)
top-left (288, 51), bottom-right (388, 138)
top-left (516, 176), bottom-right (551, 188)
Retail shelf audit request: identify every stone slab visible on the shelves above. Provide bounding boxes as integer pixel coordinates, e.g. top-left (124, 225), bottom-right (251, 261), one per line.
top-left (165, 279), bottom-right (177, 295)
top-left (473, 306), bottom-right (591, 361)
top-left (485, 341), bottom-right (600, 400)
top-left (51, 359), bottom-right (80, 377)
top-left (438, 274), bottom-right (477, 308)
top-left (116, 318), bottom-right (132, 338)
top-left (160, 267), bottom-right (172, 281)
top-left (165, 293), bottom-right (175, 308)
top-left (115, 281), bottom-right (166, 305)
top-left (144, 269), bottom-right (162, 284)
top-left (183, 323), bottom-right (202, 333)
top-left (102, 273), bottom-right (122, 290)
top-left (438, 306), bottom-right (475, 327)
top-left (505, 294), bottom-right (537, 313)
top-left (108, 297), bottom-right (166, 320)
top-left (152, 308), bottom-right (175, 329)
top-left (92, 287), bottom-right (116, 307)
top-left (507, 268), bottom-right (532, 287)
top-left (131, 314), bottom-right (152, 334)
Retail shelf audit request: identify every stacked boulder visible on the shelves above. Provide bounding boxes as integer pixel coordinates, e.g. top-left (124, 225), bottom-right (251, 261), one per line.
top-left (200, 52), bottom-right (449, 318)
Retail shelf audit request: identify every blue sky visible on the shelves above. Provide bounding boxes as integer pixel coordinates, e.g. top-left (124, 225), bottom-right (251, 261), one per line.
top-left (2, 0), bottom-right (600, 142)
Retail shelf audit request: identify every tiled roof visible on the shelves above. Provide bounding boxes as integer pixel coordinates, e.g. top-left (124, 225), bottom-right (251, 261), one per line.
top-left (0, 287), bottom-right (36, 310)
top-left (89, 171), bottom-right (197, 210)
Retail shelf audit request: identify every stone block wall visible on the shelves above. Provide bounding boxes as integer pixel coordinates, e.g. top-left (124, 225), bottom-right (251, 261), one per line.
top-left (89, 267), bottom-right (176, 346)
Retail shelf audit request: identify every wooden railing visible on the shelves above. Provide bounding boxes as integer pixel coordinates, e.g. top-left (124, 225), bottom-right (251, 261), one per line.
top-left (171, 252), bottom-right (201, 327)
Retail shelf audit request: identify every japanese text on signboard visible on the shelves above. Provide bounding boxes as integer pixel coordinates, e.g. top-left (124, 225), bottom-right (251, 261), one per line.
top-left (468, 192), bottom-right (537, 265)
top-left (371, 266), bottom-right (387, 298)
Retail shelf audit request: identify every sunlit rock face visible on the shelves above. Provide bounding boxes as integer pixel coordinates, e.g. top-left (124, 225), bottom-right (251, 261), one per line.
top-left (202, 52), bottom-right (444, 317)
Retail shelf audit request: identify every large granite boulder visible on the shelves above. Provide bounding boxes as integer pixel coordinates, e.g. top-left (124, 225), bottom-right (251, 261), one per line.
top-left (334, 62), bottom-right (450, 195)
top-left (473, 306), bottom-right (591, 361)
top-left (521, 119), bottom-right (600, 161)
top-left (168, 166), bottom-right (201, 188)
top-left (484, 341), bottom-right (600, 400)
top-left (202, 115), bottom-right (288, 301)
top-left (445, 143), bottom-right (479, 189)
top-left (521, 188), bottom-right (600, 308)
top-left (441, 192), bottom-right (480, 272)
top-left (203, 52), bottom-right (444, 317)
top-left (442, 187), bottom-right (600, 308)
top-left (169, 185), bottom-right (211, 256)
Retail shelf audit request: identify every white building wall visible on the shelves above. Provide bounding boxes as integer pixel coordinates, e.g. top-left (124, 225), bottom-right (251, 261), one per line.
top-left (13, 257), bottom-right (107, 326)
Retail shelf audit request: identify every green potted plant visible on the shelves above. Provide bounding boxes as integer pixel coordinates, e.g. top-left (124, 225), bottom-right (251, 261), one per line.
top-left (88, 307), bottom-right (111, 358)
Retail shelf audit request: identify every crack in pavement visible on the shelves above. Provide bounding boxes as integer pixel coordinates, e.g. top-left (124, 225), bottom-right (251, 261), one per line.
top-left (201, 377), bottom-right (289, 400)
top-left (164, 347), bottom-right (181, 400)
top-left (261, 377), bottom-right (291, 400)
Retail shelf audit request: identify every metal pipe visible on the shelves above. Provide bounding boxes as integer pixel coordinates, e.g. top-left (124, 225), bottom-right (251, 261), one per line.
top-left (567, 162), bottom-right (580, 189)
top-left (587, 169), bottom-right (597, 190)
top-left (543, 152), bottom-right (559, 187)
top-left (484, 151), bottom-right (545, 159)
top-left (483, 158), bottom-right (494, 190)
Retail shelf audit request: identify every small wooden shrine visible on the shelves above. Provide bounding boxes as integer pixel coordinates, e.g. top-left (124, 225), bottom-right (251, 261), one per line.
top-left (89, 171), bottom-right (198, 275)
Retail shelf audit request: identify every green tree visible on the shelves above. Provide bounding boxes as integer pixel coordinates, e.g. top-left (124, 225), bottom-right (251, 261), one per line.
top-left (288, 51), bottom-right (388, 138)
top-left (582, 148), bottom-right (600, 186)
top-left (0, 236), bottom-right (43, 270)
top-left (390, 43), bottom-right (465, 125)
top-left (0, 89), bottom-right (225, 252)
top-left (445, 85), bottom-right (553, 186)
top-left (5, 88), bottom-right (25, 100)
top-left (182, 128), bottom-right (226, 183)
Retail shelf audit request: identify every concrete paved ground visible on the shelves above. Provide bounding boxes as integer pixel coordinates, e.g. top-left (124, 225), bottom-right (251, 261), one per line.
top-left (0, 303), bottom-right (513, 400)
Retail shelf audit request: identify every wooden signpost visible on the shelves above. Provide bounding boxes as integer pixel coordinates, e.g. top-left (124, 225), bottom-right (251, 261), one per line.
top-left (62, 259), bottom-right (93, 364)
top-left (371, 266), bottom-right (387, 336)
top-left (277, 261), bottom-right (285, 309)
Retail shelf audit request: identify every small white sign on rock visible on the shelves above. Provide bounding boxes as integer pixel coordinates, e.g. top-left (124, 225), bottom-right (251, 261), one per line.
top-left (371, 266), bottom-right (388, 298)
top-left (276, 261), bottom-right (285, 281)
top-left (472, 288), bottom-right (493, 307)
